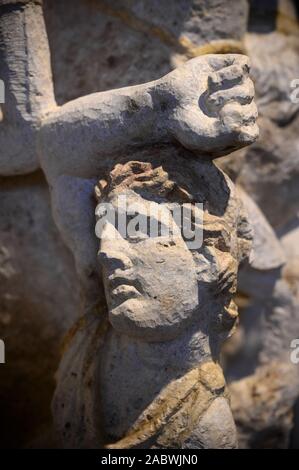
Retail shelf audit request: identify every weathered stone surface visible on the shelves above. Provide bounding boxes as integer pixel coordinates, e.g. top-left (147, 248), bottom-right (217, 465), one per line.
top-left (230, 362), bottom-right (299, 449)
top-left (246, 33), bottom-right (299, 126)
top-left (237, 187), bottom-right (285, 271)
top-left (226, 216), bottom-right (299, 448)
top-left (233, 115), bottom-right (299, 230)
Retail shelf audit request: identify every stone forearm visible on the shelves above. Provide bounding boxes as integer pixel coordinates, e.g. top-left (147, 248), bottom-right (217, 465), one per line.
top-left (39, 81), bottom-right (168, 179)
top-left (39, 53), bottom-right (258, 181)
top-left (0, 0), bottom-right (55, 175)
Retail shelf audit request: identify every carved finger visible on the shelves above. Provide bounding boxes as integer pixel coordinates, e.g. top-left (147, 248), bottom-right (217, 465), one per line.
top-left (208, 63), bottom-right (249, 92)
top-left (207, 79), bottom-right (254, 110)
top-left (220, 102), bottom-right (258, 130)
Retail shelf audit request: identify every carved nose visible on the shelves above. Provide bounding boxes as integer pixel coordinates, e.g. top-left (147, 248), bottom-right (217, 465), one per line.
top-left (98, 250), bottom-right (133, 271)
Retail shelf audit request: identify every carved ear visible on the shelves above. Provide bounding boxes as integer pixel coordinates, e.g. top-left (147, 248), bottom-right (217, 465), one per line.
top-left (237, 186), bottom-right (285, 271)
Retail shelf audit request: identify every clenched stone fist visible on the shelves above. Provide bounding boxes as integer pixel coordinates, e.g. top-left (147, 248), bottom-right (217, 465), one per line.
top-left (158, 54), bottom-right (258, 157)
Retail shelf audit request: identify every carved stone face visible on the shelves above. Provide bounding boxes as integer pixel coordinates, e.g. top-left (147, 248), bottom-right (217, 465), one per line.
top-left (98, 190), bottom-right (199, 341)
top-left (96, 158), bottom-right (252, 344)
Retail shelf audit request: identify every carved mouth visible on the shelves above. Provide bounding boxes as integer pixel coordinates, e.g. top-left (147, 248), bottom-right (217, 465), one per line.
top-left (108, 274), bottom-right (141, 306)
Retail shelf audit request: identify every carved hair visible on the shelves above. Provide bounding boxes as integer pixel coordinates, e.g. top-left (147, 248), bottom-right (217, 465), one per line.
top-left (95, 160), bottom-right (195, 204)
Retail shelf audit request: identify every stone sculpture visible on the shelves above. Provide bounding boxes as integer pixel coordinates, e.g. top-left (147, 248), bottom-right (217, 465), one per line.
top-left (0, 0), bottom-right (258, 448)
top-left (52, 149), bottom-right (254, 448)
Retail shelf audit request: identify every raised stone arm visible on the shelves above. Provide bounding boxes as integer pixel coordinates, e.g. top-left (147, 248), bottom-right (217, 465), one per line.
top-left (0, 1), bottom-right (258, 180)
top-left (40, 54), bottom-right (258, 179)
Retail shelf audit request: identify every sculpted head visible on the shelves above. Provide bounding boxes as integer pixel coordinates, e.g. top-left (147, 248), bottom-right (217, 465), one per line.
top-left (95, 153), bottom-right (252, 344)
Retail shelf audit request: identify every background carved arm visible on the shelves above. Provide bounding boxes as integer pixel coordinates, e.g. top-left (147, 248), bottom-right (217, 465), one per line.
top-left (0, 0), bottom-right (56, 175)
